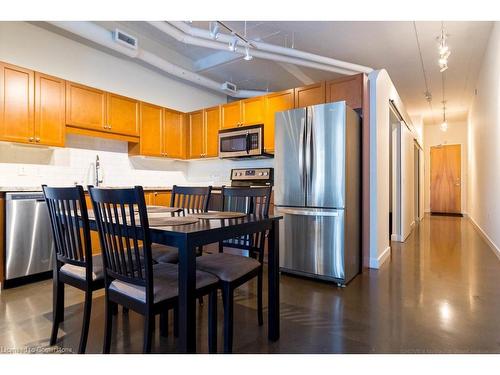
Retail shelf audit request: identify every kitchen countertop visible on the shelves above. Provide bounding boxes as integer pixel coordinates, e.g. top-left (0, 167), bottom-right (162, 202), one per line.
top-left (0, 184), bottom-right (229, 193)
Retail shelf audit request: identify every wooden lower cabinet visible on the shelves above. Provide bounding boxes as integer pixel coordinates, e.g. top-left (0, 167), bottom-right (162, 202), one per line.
top-left (149, 191), bottom-right (172, 206)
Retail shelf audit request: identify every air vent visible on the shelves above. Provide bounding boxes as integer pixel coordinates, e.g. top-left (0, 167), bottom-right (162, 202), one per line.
top-left (221, 81), bottom-right (238, 95)
top-left (113, 29), bottom-right (138, 50)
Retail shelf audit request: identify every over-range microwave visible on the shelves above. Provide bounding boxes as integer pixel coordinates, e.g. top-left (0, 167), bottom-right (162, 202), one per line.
top-left (218, 124), bottom-right (273, 159)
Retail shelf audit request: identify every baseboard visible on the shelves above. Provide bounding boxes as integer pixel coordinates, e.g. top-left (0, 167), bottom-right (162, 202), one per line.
top-left (369, 246), bottom-right (391, 269)
top-left (468, 216), bottom-right (500, 261)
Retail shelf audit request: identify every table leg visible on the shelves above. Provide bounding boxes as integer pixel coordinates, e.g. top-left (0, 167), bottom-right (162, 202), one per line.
top-left (268, 219), bottom-right (280, 341)
top-left (178, 239), bottom-right (197, 353)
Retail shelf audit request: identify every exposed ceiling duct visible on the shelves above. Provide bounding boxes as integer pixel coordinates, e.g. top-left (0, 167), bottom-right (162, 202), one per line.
top-left (165, 21), bottom-right (373, 75)
top-left (47, 21), bottom-right (268, 98)
top-left (148, 21), bottom-right (372, 76)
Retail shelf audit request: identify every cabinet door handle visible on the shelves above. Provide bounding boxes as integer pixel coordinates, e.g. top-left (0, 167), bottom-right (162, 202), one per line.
top-left (35, 138), bottom-right (40, 143)
top-left (29, 137), bottom-right (34, 142)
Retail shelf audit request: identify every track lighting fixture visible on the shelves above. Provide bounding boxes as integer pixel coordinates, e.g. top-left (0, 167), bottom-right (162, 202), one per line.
top-left (209, 22), bottom-right (220, 40)
top-left (437, 24), bottom-right (451, 72)
top-left (440, 102), bottom-right (448, 132)
top-left (244, 46), bottom-right (253, 61)
top-left (228, 37), bottom-right (238, 52)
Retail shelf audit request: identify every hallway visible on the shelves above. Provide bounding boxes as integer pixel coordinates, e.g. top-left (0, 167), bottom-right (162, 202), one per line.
top-left (1, 215), bottom-right (499, 353)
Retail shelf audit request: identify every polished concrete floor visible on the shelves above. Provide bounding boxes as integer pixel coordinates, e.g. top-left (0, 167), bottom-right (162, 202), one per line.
top-left (1, 215), bottom-right (500, 353)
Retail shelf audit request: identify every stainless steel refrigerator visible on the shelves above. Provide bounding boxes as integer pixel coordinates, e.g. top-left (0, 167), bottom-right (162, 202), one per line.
top-left (274, 101), bottom-right (361, 285)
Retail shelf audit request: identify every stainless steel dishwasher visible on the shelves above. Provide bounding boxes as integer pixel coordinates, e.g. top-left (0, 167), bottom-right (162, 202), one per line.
top-left (5, 192), bottom-right (54, 284)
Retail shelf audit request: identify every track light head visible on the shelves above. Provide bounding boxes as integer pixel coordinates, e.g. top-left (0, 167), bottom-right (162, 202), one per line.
top-left (244, 46), bottom-right (253, 61)
top-left (228, 37), bottom-right (238, 52)
top-left (209, 22), bottom-right (220, 40)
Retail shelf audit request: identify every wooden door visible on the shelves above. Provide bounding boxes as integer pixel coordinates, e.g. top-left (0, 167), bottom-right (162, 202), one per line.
top-left (188, 110), bottom-right (204, 158)
top-left (106, 93), bottom-right (139, 136)
top-left (66, 82), bottom-right (106, 131)
top-left (264, 89), bottom-right (294, 153)
top-left (0, 63), bottom-right (34, 143)
top-left (164, 109), bottom-right (186, 159)
top-left (204, 105), bottom-right (220, 157)
top-left (294, 81), bottom-right (325, 108)
top-left (221, 101), bottom-right (241, 129)
top-left (241, 96), bottom-right (265, 126)
top-left (326, 74), bottom-right (363, 109)
top-left (34, 72), bottom-right (65, 147)
top-left (430, 144), bottom-right (461, 214)
top-left (139, 102), bottom-right (163, 157)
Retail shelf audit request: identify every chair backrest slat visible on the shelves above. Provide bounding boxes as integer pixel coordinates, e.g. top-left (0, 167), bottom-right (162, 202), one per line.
top-left (88, 186), bottom-right (152, 299)
top-left (43, 185), bottom-right (94, 279)
top-left (221, 186), bottom-right (272, 262)
top-left (170, 185), bottom-right (212, 214)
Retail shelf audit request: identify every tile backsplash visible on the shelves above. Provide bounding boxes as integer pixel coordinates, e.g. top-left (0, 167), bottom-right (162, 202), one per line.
top-left (0, 135), bottom-right (189, 188)
top-left (0, 135), bottom-right (274, 189)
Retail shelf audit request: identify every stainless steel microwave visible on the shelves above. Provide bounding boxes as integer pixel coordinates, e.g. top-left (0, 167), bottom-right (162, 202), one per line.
top-left (218, 124), bottom-right (272, 159)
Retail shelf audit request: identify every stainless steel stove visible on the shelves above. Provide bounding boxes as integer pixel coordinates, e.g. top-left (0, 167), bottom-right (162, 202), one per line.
top-left (230, 167), bottom-right (274, 187)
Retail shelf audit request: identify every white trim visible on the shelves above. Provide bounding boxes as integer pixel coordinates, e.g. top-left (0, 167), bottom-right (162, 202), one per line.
top-left (369, 246), bottom-right (391, 269)
top-left (468, 216), bottom-right (500, 261)
top-left (391, 233), bottom-right (403, 242)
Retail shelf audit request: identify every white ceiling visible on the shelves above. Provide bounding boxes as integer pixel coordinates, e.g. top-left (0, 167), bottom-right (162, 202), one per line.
top-left (43, 21), bottom-right (493, 124)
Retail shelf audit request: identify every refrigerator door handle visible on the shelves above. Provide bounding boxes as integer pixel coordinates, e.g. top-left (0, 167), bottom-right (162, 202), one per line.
top-left (305, 109), bottom-right (313, 194)
top-left (298, 117), bottom-right (306, 191)
top-left (277, 207), bottom-right (339, 217)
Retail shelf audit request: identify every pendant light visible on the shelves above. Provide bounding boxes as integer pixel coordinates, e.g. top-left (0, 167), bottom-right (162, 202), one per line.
top-left (437, 22), bottom-right (451, 72)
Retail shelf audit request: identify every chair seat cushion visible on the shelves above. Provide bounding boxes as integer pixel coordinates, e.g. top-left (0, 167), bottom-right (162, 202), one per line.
top-left (60, 255), bottom-right (104, 281)
top-left (196, 253), bottom-right (261, 282)
top-left (109, 263), bottom-right (218, 303)
top-left (151, 243), bottom-right (179, 264)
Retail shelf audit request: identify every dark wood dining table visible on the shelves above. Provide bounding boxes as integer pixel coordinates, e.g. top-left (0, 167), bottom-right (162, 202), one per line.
top-left (86, 208), bottom-right (283, 353)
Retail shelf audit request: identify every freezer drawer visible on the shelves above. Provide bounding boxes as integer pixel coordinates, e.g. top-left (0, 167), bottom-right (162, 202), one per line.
top-left (276, 207), bottom-right (345, 282)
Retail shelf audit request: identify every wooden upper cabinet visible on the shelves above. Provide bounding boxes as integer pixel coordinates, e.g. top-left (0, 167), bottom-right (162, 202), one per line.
top-left (106, 93), bottom-right (139, 136)
top-left (221, 101), bottom-right (241, 129)
top-left (326, 73), bottom-right (363, 109)
top-left (204, 105), bottom-right (220, 158)
top-left (164, 109), bottom-right (186, 159)
top-left (241, 96), bottom-right (265, 126)
top-left (34, 72), bottom-right (65, 147)
top-left (264, 89), bottom-right (294, 153)
top-left (294, 81), bottom-right (326, 108)
top-left (0, 62), bottom-right (34, 143)
top-left (66, 81), bottom-right (106, 131)
top-left (138, 102), bottom-right (163, 157)
top-left (188, 110), bottom-right (204, 159)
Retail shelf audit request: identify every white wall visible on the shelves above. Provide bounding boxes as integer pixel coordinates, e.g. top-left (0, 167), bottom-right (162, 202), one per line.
top-left (400, 125), bottom-right (415, 240)
top-left (368, 69), bottom-right (418, 268)
top-left (423, 121), bottom-right (468, 214)
top-left (468, 21), bottom-right (500, 256)
top-left (0, 22), bottom-right (225, 112)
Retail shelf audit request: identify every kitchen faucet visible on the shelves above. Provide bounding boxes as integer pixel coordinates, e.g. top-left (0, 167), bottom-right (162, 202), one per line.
top-left (95, 155), bottom-right (103, 187)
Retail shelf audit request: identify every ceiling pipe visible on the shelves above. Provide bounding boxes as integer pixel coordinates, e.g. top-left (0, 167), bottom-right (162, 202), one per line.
top-left (48, 21), bottom-right (267, 98)
top-left (148, 21), bottom-right (360, 76)
top-left (168, 21), bottom-right (373, 75)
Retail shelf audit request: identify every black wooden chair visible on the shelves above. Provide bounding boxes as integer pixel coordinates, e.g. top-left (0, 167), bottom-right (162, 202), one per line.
top-left (88, 186), bottom-right (219, 353)
top-left (42, 185), bottom-right (104, 354)
top-left (196, 186), bottom-right (272, 353)
top-left (149, 185), bottom-right (212, 265)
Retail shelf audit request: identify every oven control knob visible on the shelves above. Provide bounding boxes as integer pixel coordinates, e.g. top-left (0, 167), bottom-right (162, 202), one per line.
top-left (259, 172), bottom-right (264, 176)
top-left (263, 172), bottom-right (268, 176)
